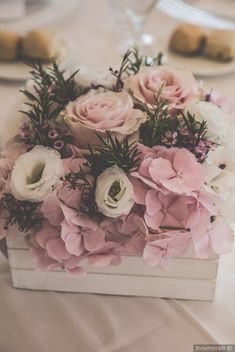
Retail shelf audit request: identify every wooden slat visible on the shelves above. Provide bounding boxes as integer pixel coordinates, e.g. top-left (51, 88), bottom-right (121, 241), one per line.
top-left (10, 269), bottom-right (216, 300)
top-left (6, 237), bottom-right (219, 300)
top-left (8, 248), bottom-right (218, 280)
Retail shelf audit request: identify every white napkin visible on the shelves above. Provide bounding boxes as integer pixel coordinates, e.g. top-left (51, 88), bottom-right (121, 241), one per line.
top-left (0, 0), bottom-right (25, 20)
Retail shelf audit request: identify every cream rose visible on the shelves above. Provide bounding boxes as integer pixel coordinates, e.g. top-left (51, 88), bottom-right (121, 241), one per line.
top-left (95, 165), bottom-right (134, 218)
top-left (62, 91), bottom-right (146, 148)
top-left (10, 146), bottom-right (64, 202)
top-left (126, 66), bottom-right (198, 109)
top-left (187, 101), bottom-right (230, 144)
top-left (75, 66), bottom-right (116, 89)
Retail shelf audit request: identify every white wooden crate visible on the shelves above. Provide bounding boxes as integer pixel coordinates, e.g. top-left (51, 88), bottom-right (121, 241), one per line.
top-left (6, 237), bottom-right (219, 300)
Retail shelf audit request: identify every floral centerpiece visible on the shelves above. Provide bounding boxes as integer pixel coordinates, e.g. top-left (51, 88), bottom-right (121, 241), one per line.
top-left (0, 49), bottom-right (234, 275)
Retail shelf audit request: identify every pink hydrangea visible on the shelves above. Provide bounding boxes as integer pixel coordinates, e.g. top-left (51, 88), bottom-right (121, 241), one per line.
top-left (190, 219), bottom-right (234, 258)
top-left (100, 212), bottom-right (147, 255)
top-left (132, 146), bottom-right (206, 195)
top-left (143, 230), bottom-right (191, 268)
top-left (28, 221), bottom-right (84, 275)
top-left (143, 190), bottom-right (190, 230)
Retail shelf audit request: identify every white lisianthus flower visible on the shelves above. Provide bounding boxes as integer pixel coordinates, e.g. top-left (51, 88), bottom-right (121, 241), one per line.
top-left (10, 146), bottom-right (64, 202)
top-left (95, 165), bottom-right (134, 218)
top-left (187, 101), bottom-right (230, 144)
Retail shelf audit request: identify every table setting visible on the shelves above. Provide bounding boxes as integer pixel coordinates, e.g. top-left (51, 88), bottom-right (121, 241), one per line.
top-left (0, 1), bottom-right (235, 351)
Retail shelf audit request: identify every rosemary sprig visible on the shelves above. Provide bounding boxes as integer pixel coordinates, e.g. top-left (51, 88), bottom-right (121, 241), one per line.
top-left (2, 193), bottom-right (42, 233)
top-left (110, 50), bottom-right (132, 92)
top-left (61, 168), bottom-right (99, 218)
top-left (20, 60), bottom-right (80, 146)
top-left (86, 131), bottom-right (140, 177)
top-left (109, 48), bottom-right (164, 92)
top-left (181, 112), bottom-right (208, 146)
top-left (139, 86), bottom-right (170, 147)
top-left (48, 61), bottom-right (79, 104)
top-left (126, 47), bottom-right (164, 75)
top-left (62, 166), bottom-right (92, 191)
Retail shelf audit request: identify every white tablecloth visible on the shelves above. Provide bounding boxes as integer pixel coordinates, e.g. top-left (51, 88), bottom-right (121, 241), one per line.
top-left (0, 1), bottom-right (235, 351)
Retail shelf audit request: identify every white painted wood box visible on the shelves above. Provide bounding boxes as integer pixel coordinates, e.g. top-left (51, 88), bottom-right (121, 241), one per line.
top-left (6, 237), bottom-right (219, 300)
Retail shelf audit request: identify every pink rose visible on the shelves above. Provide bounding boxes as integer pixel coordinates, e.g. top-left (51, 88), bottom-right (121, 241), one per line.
top-left (62, 90), bottom-right (146, 147)
top-left (127, 66), bottom-right (198, 109)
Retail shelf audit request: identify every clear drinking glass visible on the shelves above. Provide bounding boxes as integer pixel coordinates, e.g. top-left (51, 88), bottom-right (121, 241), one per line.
top-left (110, 0), bottom-right (157, 52)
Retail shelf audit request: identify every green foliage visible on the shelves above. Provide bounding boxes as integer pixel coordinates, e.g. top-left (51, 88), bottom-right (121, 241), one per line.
top-left (126, 47), bottom-right (164, 75)
top-left (62, 167), bottom-right (92, 192)
top-left (110, 50), bottom-right (132, 92)
top-left (2, 193), bottom-right (41, 233)
top-left (86, 131), bottom-right (140, 177)
top-left (20, 59), bottom-right (80, 145)
top-left (109, 47), bottom-right (164, 92)
top-left (21, 60), bottom-right (78, 122)
top-left (139, 89), bottom-right (210, 161)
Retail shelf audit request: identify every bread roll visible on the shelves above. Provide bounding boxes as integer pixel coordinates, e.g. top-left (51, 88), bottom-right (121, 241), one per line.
top-left (170, 23), bottom-right (206, 55)
top-left (204, 30), bottom-right (235, 62)
top-left (0, 30), bottom-right (22, 61)
top-left (22, 30), bottom-right (60, 61)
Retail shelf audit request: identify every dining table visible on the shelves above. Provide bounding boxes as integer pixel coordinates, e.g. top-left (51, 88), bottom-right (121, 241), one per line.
top-left (0, 1), bottom-right (235, 351)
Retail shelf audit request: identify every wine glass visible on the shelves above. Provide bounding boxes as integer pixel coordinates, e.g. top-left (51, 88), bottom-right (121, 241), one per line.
top-left (110, 0), bottom-right (157, 53)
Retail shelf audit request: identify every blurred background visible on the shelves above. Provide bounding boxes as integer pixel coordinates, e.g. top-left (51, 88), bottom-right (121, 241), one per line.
top-left (0, 0), bottom-right (235, 113)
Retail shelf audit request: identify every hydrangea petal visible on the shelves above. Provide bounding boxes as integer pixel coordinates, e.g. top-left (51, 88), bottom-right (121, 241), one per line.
top-left (46, 238), bottom-right (71, 261)
top-left (65, 233), bottom-right (84, 256)
top-left (210, 221), bottom-right (234, 255)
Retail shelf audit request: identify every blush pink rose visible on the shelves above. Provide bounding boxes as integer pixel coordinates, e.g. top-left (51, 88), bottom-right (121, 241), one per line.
top-left (126, 66), bottom-right (198, 109)
top-left (62, 90), bottom-right (146, 148)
